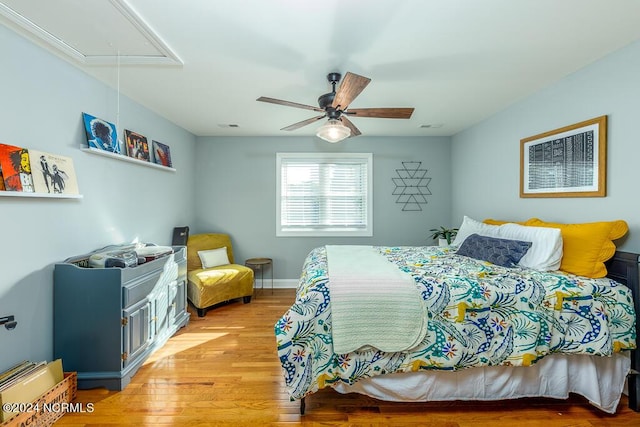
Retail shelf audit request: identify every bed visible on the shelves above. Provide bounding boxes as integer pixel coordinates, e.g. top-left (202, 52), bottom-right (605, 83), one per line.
top-left (274, 219), bottom-right (639, 415)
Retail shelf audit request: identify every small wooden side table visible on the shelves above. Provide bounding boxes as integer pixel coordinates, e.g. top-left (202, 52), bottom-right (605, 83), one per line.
top-left (245, 257), bottom-right (273, 296)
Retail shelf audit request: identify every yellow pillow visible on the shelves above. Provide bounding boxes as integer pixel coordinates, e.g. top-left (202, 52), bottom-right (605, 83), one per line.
top-left (525, 218), bottom-right (628, 278)
top-left (483, 219), bottom-right (526, 226)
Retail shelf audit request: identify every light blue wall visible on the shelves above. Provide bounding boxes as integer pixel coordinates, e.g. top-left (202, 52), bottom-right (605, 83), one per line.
top-left (451, 39), bottom-right (640, 252)
top-left (12, 13), bottom-right (638, 373)
top-left (194, 136), bottom-right (452, 279)
top-left (0, 24), bottom-right (197, 370)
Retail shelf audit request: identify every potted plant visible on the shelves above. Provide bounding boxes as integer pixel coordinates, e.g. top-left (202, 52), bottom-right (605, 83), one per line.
top-left (429, 226), bottom-right (458, 246)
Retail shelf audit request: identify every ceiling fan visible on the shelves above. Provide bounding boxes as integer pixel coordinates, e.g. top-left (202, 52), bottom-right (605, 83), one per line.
top-left (257, 72), bottom-right (414, 143)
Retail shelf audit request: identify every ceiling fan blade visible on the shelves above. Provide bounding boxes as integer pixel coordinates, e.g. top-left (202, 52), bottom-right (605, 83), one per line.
top-left (332, 72), bottom-right (371, 110)
top-left (281, 115), bottom-right (326, 131)
top-left (340, 116), bottom-right (361, 137)
top-left (346, 108), bottom-right (414, 119)
top-left (257, 96), bottom-right (324, 112)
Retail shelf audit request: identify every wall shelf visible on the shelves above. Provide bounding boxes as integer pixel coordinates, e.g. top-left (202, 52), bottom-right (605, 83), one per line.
top-left (0, 191), bottom-right (83, 199)
top-left (81, 147), bottom-right (176, 172)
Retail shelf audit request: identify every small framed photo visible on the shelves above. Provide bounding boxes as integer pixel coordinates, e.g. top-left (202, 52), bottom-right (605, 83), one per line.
top-left (0, 143), bottom-right (34, 192)
top-left (152, 140), bottom-right (172, 167)
top-left (82, 112), bottom-right (120, 154)
top-left (29, 149), bottom-right (80, 195)
top-left (124, 130), bottom-right (150, 162)
top-left (520, 115), bottom-right (607, 198)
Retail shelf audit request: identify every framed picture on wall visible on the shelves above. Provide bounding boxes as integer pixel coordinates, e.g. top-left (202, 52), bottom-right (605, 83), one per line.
top-left (520, 115), bottom-right (607, 198)
top-left (152, 140), bottom-right (172, 167)
top-left (124, 130), bottom-right (150, 162)
top-left (29, 149), bottom-right (80, 195)
top-left (82, 112), bottom-right (120, 154)
top-left (0, 143), bottom-right (34, 192)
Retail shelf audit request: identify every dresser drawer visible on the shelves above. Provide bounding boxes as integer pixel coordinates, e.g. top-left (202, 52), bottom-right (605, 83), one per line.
top-left (123, 274), bottom-right (159, 307)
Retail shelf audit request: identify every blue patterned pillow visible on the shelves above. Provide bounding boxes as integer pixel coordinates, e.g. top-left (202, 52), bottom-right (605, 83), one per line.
top-left (456, 233), bottom-right (532, 267)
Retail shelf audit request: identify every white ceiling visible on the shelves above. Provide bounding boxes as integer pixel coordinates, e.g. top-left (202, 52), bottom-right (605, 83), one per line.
top-left (2, 0), bottom-right (640, 138)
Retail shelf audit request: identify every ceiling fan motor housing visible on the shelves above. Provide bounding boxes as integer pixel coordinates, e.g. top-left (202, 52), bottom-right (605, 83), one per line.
top-left (317, 92), bottom-right (335, 109)
top-left (317, 72), bottom-right (342, 110)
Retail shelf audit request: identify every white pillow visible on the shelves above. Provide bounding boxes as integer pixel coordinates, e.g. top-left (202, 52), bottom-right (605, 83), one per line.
top-left (497, 223), bottom-right (563, 271)
top-left (452, 216), bottom-right (563, 271)
top-left (198, 247), bottom-right (230, 269)
top-left (452, 216), bottom-right (501, 246)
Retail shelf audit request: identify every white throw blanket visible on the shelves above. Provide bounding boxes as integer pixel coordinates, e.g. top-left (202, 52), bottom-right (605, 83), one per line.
top-left (325, 245), bottom-right (428, 354)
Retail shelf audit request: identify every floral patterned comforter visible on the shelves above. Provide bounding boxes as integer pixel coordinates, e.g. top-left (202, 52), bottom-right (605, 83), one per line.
top-left (274, 246), bottom-right (637, 400)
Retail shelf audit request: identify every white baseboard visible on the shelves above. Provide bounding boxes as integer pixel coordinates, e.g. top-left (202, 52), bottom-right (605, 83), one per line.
top-left (253, 279), bottom-right (298, 290)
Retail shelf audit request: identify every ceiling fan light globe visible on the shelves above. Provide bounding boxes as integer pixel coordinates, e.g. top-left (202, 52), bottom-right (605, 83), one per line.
top-left (316, 119), bottom-right (351, 143)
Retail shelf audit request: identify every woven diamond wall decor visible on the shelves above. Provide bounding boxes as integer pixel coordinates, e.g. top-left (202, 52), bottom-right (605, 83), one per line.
top-left (392, 161), bottom-right (432, 211)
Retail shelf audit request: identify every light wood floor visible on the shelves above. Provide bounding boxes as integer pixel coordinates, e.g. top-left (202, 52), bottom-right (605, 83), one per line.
top-left (55, 289), bottom-right (640, 426)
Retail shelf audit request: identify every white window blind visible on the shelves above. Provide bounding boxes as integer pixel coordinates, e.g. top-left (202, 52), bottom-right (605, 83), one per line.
top-left (276, 153), bottom-right (373, 237)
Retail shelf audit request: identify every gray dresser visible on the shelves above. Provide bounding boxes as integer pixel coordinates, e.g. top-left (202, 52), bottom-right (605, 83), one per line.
top-left (53, 246), bottom-right (189, 390)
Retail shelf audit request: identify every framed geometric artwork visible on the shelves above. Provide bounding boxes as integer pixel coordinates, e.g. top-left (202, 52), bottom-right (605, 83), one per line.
top-left (82, 112), bottom-right (121, 154)
top-left (520, 115), bottom-right (607, 198)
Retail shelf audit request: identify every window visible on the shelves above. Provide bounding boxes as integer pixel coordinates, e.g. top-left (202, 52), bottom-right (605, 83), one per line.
top-left (276, 153), bottom-right (373, 237)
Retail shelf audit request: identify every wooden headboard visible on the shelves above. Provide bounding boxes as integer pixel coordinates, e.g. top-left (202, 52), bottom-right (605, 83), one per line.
top-left (605, 251), bottom-right (639, 411)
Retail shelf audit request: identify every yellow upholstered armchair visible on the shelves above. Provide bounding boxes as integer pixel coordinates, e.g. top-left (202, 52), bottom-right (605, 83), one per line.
top-left (186, 233), bottom-right (254, 317)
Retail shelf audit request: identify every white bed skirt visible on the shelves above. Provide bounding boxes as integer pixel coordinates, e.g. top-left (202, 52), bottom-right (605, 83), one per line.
top-left (332, 353), bottom-right (631, 414)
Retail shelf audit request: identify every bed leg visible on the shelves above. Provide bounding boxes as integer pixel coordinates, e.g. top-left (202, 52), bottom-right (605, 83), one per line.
top-left (631, 342), bottom-right (640, 411)
top-left (300, 397), bottom-right (306, 415)
top-left (629, 370), bottom-right (639, 412)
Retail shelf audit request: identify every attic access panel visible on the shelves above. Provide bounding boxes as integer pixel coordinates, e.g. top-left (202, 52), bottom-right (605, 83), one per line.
top-left (0, 0), bottom-right (182, 65)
